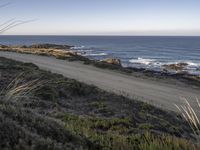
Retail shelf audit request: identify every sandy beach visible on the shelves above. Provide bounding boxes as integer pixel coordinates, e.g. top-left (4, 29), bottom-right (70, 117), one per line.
top-left (1, 51), bottom-right (200, 112)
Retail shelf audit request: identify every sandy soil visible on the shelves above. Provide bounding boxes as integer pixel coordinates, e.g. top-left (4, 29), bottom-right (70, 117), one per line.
top-left (1, 51), bottom-right (200, 112)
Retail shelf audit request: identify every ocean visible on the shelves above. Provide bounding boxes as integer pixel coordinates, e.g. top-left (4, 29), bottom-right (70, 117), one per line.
top-left (0, 35), bottom-right (200, 75)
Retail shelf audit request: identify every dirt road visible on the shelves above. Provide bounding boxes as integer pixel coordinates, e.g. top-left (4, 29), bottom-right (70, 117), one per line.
top-left (1, 51), bottom-right (200, 112)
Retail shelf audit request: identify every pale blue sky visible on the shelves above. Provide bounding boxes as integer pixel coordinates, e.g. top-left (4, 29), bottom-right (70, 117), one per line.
top-left (1, 0), bottom-right (200, 35)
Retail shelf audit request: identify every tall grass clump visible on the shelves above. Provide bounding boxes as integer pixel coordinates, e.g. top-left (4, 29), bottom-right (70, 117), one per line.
top-left (175, 97), bottom-right (200, 138)
top-left (0, 73), bottom-right (43, 102)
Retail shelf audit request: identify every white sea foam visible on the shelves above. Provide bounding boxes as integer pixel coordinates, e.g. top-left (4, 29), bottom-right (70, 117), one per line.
top-left (186, 61), bottom-right (200, 67)
top-left (128, 58), bottom-right (200, 75)
top-left (130, 58), bottom-right (200, 68)
top-left (75, 49), bottom-right (93, 52)
top-left (129, 57), bottom-right (156, 65)
top-left (83, 53), bottom-right (107, 56)
top-left (71, 46), bottom-right (85, 50)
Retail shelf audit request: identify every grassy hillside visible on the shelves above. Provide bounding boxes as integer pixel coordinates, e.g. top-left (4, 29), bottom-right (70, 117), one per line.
top-left (0, 57), bottom-right (199, 150)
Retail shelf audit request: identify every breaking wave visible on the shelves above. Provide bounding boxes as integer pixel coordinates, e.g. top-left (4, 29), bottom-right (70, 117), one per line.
top-left (129, 57), bottom-right (156, 65)
top-left (71, 46), bottom-right (85, 50)
top-left (83, 53), bottom-right (108, 56)
top-left (128, 57), bottom-right (200, 74)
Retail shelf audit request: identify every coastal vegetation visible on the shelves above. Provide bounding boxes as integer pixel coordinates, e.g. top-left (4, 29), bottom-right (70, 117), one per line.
top-left (175, 97), bottom-right (200, 138)
top-left (0, 57), bottom-right (199, 149)
top-left (1, 0), bottom-right (200, 149)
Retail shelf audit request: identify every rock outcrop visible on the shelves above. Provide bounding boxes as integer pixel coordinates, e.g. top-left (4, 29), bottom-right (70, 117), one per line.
top-left (101, 58), bottom-right (121, 66)
top-left (0, 44), bottom-right (77, 59)
top-left (162, 63), bottom-right (188, 72)
top-left (28, 44), bottom-right (72, 49)
top-left (0, 45), bottom-right (9, 48)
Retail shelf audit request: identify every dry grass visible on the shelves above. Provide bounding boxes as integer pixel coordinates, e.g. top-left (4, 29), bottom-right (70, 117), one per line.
top-left (0, 73), bottom-right (43, 101)
top-left (175, 97), bottom-right (200, 137)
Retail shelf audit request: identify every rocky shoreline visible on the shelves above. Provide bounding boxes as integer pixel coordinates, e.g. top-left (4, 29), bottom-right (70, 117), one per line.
top-left (1, 43), bottom-right (200, 86)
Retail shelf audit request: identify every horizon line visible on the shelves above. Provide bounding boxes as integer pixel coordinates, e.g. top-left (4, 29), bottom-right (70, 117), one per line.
top-left (1, 34), bottom-right (200, 37)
